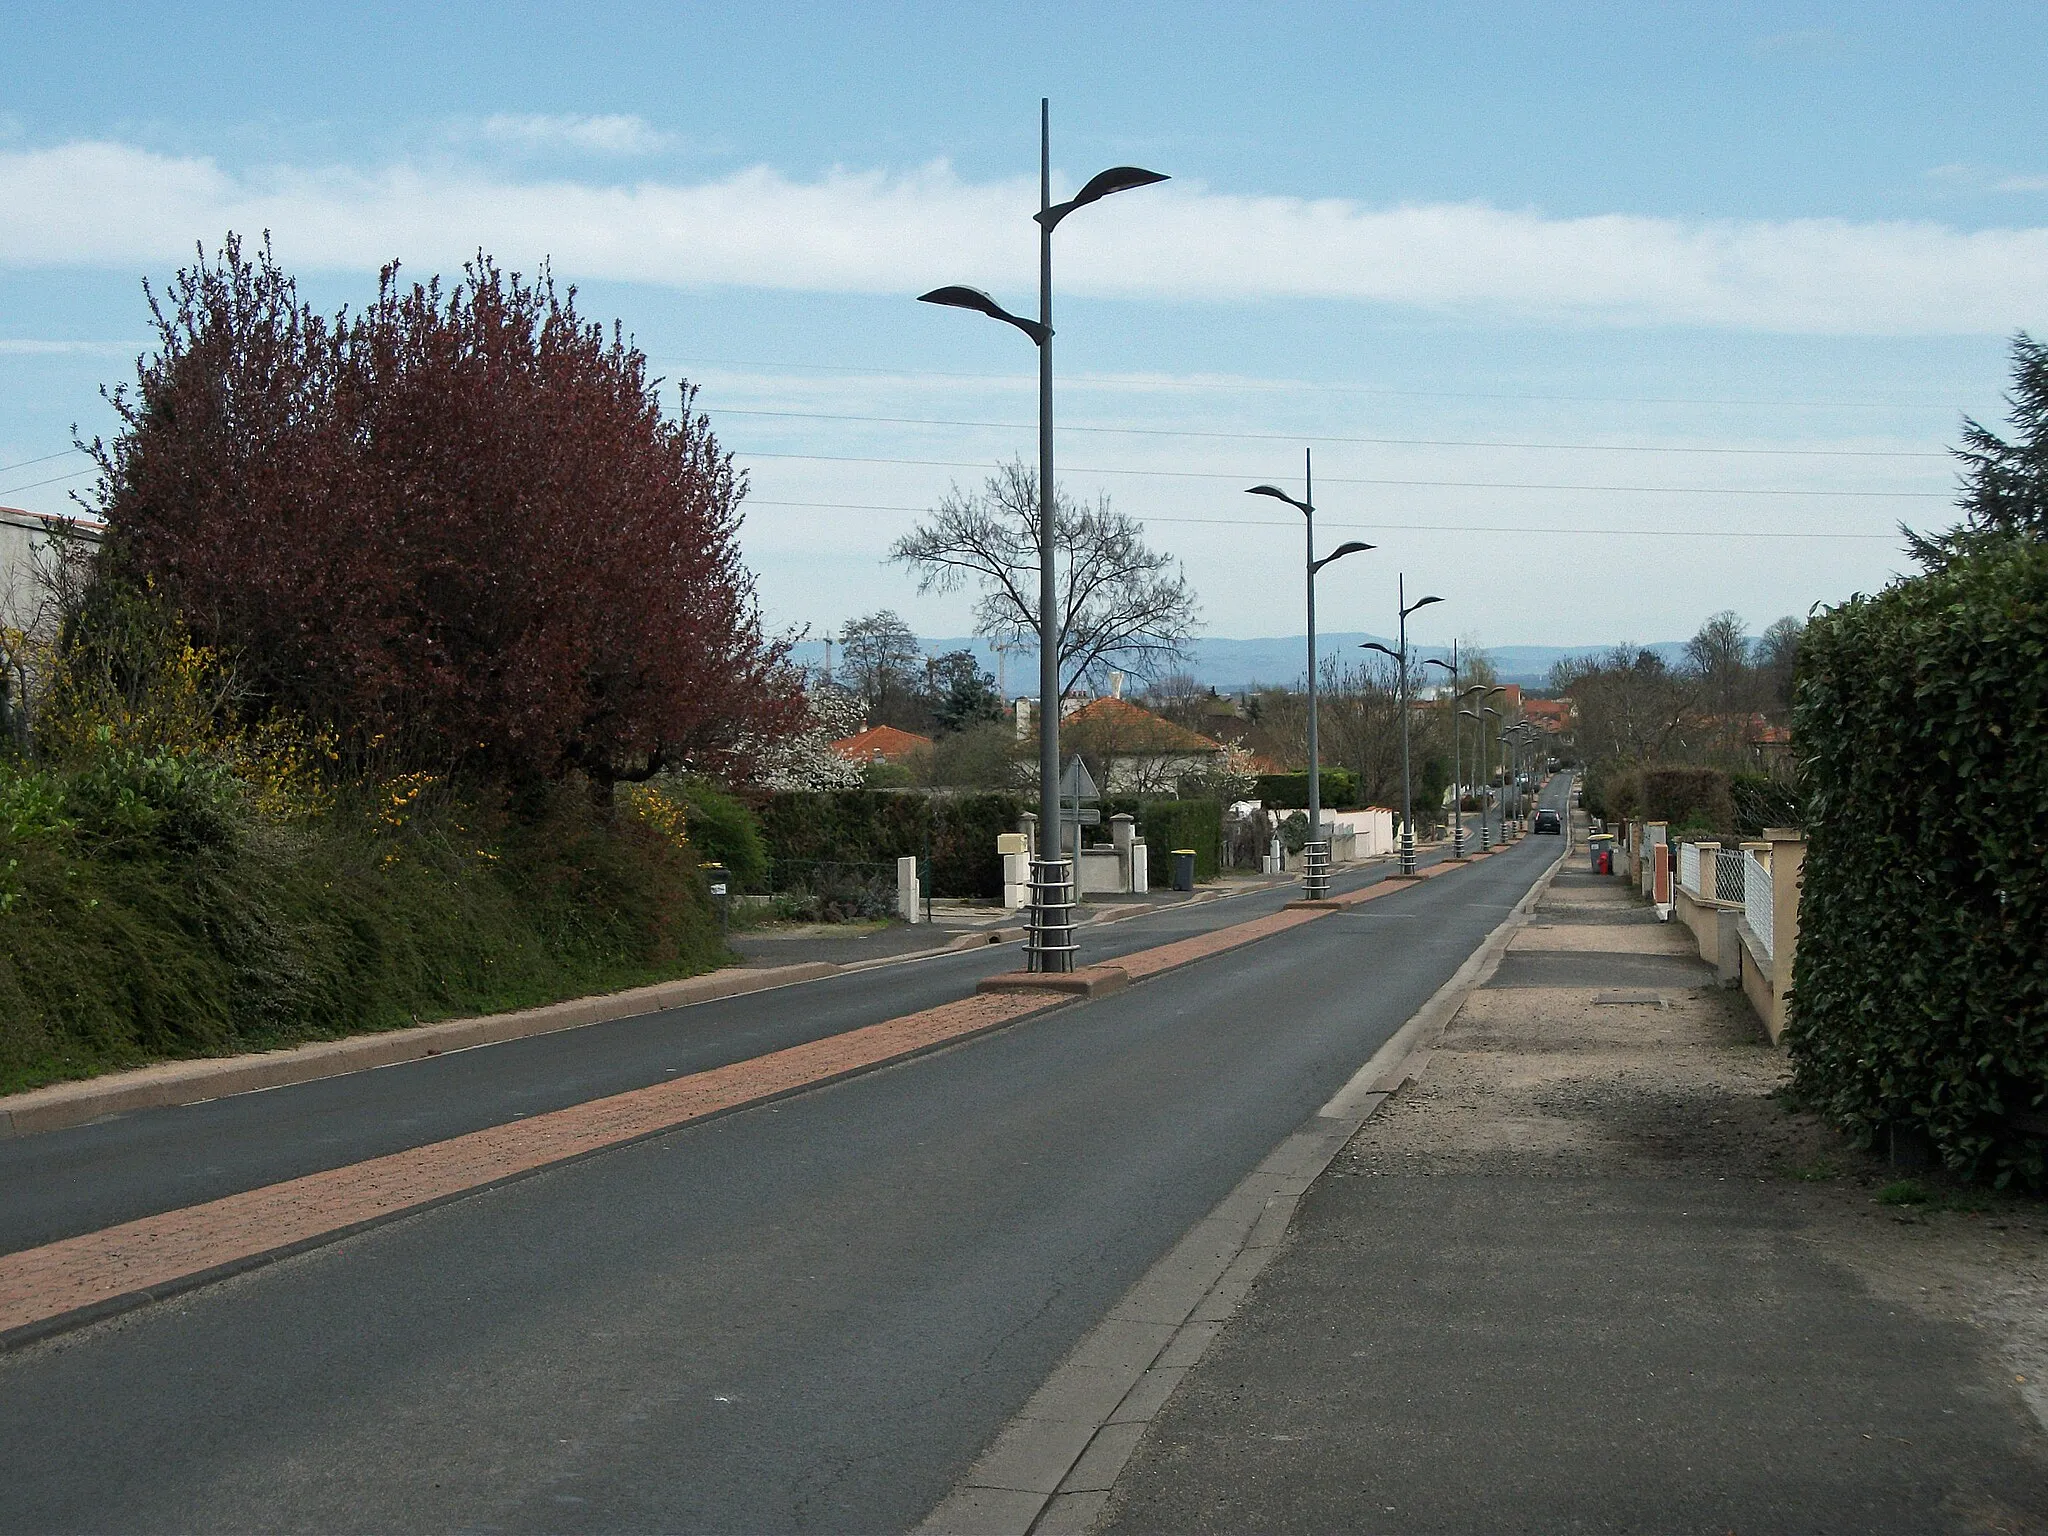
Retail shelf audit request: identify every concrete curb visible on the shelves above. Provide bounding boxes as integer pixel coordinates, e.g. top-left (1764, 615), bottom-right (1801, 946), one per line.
top-left (913, 823), bottom-right (1574, 1536)
top-left (977, 966), bottom-right (1132, 1000)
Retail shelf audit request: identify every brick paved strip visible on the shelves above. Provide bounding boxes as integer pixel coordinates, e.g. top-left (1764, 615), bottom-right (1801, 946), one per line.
top-left (1114, 909), bottom-right (1325, 980)
top-left (0, 990), bottom-right (1051, 1349)
top-left (0, 850), bottom-right (1504, 1348)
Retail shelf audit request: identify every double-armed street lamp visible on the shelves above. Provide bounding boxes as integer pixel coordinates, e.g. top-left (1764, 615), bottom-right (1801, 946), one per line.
top-left (1505, 721), bottom-right (1539, 830)
top-left (1246, 452), bottom-right (1373, 899)
top-left (1419, 646), bottom-right (1460, 857)
top-left (1359, 575), bottom-right (1444, 876)
top-left (918, 100), bottom-right (1166, 972)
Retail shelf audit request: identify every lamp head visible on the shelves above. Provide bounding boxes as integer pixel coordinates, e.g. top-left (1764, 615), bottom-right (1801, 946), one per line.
top-left (1422, 657), bottom-right (1453, 673)
top-left (1245, 483), bottom-right (1310, 516)
top-left (1038, 166), bottom-right (1169, 228)
top-left (1404, 593), bottom-right (1445, 618)
top-left (916, 286), bottom-right (1049, 345)
top-left (1358, 641), bottom-right (1401, 663)
top-left (1311, 539), bottom-right (1375, 574)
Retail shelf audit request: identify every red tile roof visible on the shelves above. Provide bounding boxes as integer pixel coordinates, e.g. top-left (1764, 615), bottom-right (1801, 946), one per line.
top-left (1062, 696), bottom-right (1224, 754)
top-left (829, 725), bottom-right (933, 763)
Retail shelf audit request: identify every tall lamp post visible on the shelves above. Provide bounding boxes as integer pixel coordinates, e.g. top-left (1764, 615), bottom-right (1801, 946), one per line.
top-left (918, 101), bottom-right (1166, 972)
top-left (1480, 699), bottom-right (1504, 847)
top-left (1457, 702), bottom-right (1486, 847)
top-left (1247, 452), bottom-right (1373, 899)
top-left (1360, 574), bottom-right (1444, 876)
top-left (1419, 648), bottom-right (1458, 856)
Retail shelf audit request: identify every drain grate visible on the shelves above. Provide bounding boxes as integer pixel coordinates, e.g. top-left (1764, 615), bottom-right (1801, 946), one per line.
top-left (1593, 991), bottom-right (1667, 1007)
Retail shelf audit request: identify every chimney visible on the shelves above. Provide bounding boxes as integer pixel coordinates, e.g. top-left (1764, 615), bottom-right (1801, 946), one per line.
top-left (1111, 671), bottom-right (1124, 700)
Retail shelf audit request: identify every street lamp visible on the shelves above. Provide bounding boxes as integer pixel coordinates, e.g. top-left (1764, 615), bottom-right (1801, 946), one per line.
top-left (1419, 647), bottom-right (1459, 856)
top-left (1506, 722), bottom-right (1538, 830)
top-left (919, 101), bottom-right (1166, 973)
top-left (1246, 451), bottom-right (1373, 899)
top-left (1359, 574), bottom-right (1444, 876)
top-left (1480, 699), bottom-right (1504, 847)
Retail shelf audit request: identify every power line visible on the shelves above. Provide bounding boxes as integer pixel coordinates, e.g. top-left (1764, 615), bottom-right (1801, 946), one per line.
top-left (744, 497), bottom-right (1904, 541)
top-left (710, 406), bottom-right (1945, 459)
top-left (671, 354), bottom-right (1965, 412)
top-left (0, 467), bottom-right (95, 498)
top-left (730, 449), bottom-right (1946, 499)
top-left (0, 448), bottom-right (88, 478)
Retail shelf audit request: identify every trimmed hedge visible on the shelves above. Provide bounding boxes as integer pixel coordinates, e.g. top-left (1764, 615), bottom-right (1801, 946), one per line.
top-left (1789, 538), bottom-right (2048, 1187)
top-left (1252, 770), bottom-right (1358, 810)
top-left (0, 773), bottom-right (728, 1096)
top-left (754, 790), bottom-right (1026, 899)
top-left (1112, 797), bottom-right (1221, 885)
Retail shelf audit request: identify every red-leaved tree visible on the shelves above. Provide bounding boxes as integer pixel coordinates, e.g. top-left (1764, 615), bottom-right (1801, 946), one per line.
top-left (88, 234), bottom-right (802, 789)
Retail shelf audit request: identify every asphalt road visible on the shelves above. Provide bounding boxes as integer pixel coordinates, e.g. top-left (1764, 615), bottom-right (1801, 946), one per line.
top-left (0, 786), bottom-right (1569, 1533)
top-left (0, 808), bottom-right (1519, 1256)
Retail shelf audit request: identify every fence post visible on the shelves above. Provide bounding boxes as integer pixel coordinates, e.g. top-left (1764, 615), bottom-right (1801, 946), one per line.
top-left (896, 855), bottom-right (922, 924)
top-left (1764, 826), bottom-right (1806, 992)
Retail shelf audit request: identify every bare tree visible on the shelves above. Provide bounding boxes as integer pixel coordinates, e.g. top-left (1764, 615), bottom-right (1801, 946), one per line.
top-left (1755, 616), bottom-right (1804, 719)
top-left (889, 460), bottom-right (1198, 698)
top-left (1554, 645), bottom-right (1696, 769)
top-left (838, 610), bottom-right (923, 726)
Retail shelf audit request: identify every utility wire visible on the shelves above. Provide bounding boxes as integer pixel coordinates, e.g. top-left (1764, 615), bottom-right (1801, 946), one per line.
top-left (0, 467), bottom-right (95, 498)
top-left (710, 407), bottom-right (1946, 459)
top-left (671, 355), bottom-right (1965, 412)
top-left (745, 497), bottom-right (1903, 541)
top-left (730, 449), bottom-right (1945, 499)
top-left (0, 448), bottom-right (88, 478)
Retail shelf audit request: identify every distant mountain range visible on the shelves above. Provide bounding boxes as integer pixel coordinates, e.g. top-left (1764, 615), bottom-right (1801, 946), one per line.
top-left (787, 635), bottom-right (1690, 694)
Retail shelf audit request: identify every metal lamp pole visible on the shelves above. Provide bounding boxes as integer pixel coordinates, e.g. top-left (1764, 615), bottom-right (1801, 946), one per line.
top-left (1480, 700), bottom-right (1503, 847)
top-left (1246, 458), bottom-right (1371, 900)
top-left (1420, 649), bottom-right (1457, 856)
top-left (919, 102), bottom-right (1165, 971)
top-left (1361, 576), bottom-right (1443, 876)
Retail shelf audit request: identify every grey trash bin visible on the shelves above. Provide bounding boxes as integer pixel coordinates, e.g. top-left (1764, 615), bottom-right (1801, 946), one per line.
top-left (1171, 849), bottom-right (1196, 892)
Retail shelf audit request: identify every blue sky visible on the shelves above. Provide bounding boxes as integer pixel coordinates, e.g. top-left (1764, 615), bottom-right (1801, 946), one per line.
top-left (5, 2), bottom-right (2046, 656)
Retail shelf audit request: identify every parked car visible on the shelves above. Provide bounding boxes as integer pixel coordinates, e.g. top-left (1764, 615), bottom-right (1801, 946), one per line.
top-left (1533, 808), bottom-right (1563, 835)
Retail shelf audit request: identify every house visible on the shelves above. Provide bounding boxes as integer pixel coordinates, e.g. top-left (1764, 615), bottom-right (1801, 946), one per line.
top-left (1, 506), bottom-right (102, 745)
top-left (1058, 696), bottom-right (1225, 795)
top-left (828, 724), bottom-right (933, 766)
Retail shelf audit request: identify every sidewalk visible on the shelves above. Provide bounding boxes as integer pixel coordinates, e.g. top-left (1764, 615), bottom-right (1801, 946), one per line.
top-left (1095, 848), bottom-right (2048, 1533)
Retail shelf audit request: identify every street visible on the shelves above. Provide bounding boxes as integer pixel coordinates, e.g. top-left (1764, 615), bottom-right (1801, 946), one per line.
top-left (1, 800), bottom-right (1566, 1533)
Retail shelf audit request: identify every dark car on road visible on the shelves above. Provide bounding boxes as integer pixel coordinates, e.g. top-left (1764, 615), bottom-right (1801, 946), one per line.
top-left (1533, 808), bottom-right (1563, 835)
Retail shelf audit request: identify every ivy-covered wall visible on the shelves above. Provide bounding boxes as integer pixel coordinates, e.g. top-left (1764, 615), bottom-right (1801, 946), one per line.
top-left (1789, 538), bottom-right (2048, 1187)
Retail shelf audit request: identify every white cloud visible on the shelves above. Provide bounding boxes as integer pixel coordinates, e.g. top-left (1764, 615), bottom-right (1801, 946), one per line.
top-left (475, 113), bottom-right (674, 157)
top-left (4, 138), bottom-right (2047, 334)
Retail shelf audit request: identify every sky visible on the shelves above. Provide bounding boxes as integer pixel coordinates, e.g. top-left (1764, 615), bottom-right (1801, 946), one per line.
top-left (4, 1), bottom-right (2046, 661)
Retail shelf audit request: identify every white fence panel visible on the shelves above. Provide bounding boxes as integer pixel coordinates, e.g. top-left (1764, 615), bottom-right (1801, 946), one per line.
top-left (1678, 842), bottom-right (1702, 898)
top-left (1744, 850), bottom-right (1775, 962)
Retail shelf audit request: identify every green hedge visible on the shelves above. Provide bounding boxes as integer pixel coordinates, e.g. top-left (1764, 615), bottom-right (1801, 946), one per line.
top-left (754, 790), bottom-right (1026, 898)
top-left (1130, 798), bottom-right (1221, 885)
top-left (0, 771), bottom-right (727, 1097)
top-left (1789, 538), bottom-right (2048, 1187)
top-left (1252, 770), bottom-right (1358, 810)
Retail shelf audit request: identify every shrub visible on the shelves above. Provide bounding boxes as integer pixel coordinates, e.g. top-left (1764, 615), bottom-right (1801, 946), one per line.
top-left (1136, 798), bottom-right (1222, 884)
top-left (754, 789), bottom-right (1027, 899)
top-left (1637, 766), bottom-right (1736, 834)
top-left (660, 775), bottom-right (767, 890)
top-left (0, 770), bottom-right (727, 1094)
top-left (1730, 772), bottom-right (1800, 837)
top-left (1788, 537), bottom-right (2048, 1188)
top-left (1253, 770), bottom-right (1358, 810)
